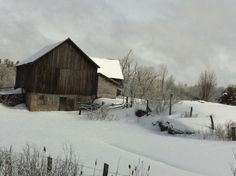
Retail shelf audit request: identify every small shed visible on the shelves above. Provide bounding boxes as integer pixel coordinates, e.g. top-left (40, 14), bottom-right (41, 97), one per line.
top-left (90, 57), bottom-right (124, 98)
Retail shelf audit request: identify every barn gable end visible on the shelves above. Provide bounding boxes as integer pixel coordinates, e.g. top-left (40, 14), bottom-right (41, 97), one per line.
top-left (16, 39), bottom-right (98, 95)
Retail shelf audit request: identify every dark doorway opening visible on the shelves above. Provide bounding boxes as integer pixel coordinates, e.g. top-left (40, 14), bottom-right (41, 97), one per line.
top-left (59, 97), bottom-right (75, 111)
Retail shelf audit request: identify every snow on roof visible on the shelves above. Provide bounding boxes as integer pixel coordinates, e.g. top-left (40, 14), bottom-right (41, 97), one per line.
top-left (18, 40), bottom-right (65, 66)
top-left (90, 57), bottom-right (124, 80)
top-left (0, 88), bottom-right (22, 95)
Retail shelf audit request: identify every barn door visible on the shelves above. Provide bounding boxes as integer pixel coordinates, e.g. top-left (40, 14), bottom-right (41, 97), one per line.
top-left (59, 97), bottom-right (75, 111)
top-left (59, 97), bottom-right (67, 111)
top-left (66, 98), bottom-right (75, 111)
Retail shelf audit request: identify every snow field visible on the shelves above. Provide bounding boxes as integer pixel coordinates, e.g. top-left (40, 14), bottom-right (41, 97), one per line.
top-left (0, 101), bottom-right (236, 175)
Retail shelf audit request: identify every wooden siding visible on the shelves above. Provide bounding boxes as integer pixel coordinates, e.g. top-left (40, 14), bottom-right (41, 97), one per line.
top-left (97, 74), bottom-right (118, 98)
top-left (16, 40), bottom-right (98, 96)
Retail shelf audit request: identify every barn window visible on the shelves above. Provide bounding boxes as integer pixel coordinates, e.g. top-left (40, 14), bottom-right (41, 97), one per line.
top-left (37, 95), bottom-right (47, 105)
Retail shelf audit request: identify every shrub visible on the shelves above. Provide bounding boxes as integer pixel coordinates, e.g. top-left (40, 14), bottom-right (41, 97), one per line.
top-left (135, 109), bottom-right (147, 117)
top-left (200, 121), bottom-right (236, 140)
top-left (86, 107), bottom-right (114, 120)
top-left (0, 144), bottom-right (81, 176)
top-left (218, 85), bottom-right (236, 105)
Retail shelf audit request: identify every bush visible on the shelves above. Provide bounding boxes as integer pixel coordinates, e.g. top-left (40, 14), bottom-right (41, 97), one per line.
top-left (86, 107), bottom-right (114, 120)
top-left (200, 121), bottom-right (236, 140)
top-left (218, 85), bottom-right (236, 105)
top-left (0, 144), bottom-right (81, 176)
top-left (0, 144), bottom-right (151, 176)
top-left (135, 109), bottom-right (147, 117)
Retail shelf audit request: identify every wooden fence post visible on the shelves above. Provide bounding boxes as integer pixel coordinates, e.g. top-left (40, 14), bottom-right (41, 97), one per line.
top-left (47, 156), bottom-right (52, 173)
top-left (232, 126), bottom-right (236, 141)
top-left (210, 115), bottom-right (214, 130)
top-left (190, 107), bottom-right (193, 117)
top-left (130, 98), bottom-right (133, 108)
top-left (43, 146), bottom-right (46, 153)
top-left (103, 163), bottom-right (109, 176)
top-left (146, 100), bottom-right (149, 116)
top-left (126, 97), bottom-right (129, 108)
top-left (169, 93), bottom-right (173, 116)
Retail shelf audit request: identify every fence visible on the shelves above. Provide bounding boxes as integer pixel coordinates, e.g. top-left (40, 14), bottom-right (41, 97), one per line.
top-left (0, 145), bottom-right (151, 176)
top-left (45, 155), bottom-right (150, 176)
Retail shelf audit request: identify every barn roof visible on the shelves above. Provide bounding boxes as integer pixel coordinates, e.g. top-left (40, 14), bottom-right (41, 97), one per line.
top-left (18, 38), bottom-right (99, 67)
top-left (90, 57), bottom-right (124, 80)
top-left (18, 40), bottom-right (64, 66)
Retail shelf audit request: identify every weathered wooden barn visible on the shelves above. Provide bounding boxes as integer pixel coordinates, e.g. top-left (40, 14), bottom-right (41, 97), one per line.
top-left (15, 38), bottom-right (123, 111)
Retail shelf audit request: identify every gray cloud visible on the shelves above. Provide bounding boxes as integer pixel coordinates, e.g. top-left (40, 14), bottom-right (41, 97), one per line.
top-left (0, 0), bottom-right (236, 86)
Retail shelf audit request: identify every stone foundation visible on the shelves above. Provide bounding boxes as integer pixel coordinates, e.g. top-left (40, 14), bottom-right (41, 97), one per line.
top-left (26, 93), bottom-right (95, 111)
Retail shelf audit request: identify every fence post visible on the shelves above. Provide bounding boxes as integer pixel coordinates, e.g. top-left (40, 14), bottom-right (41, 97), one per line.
top-left (126, 97), bottom-right (129, 108)
top-left (210, 115), bottom-right (214, 130)
top-left (146, 100), bottom-right (149, 116)
top-left (43, 146), bottom-right (46, 153)
top-left (103, 163), bottom-right (109, 176)
top-left (169, 93), bottom-right (173, 116)
top-left (190, 107), bottom-right (193, 117)
top-left (130, 98), bottom-right (133, 108)
top-left (47, 156), bottom-right (52, 173)
top-left (232, 126), bottom-right (236, 141)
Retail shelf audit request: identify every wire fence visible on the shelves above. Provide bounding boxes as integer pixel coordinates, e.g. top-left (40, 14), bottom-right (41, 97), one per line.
top-left (45, 155), bottom-right (140, 176)
top-left (0, 145), bottom-right (150, 176)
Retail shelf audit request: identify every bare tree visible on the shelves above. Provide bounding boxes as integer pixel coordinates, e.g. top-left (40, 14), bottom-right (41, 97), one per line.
top-left (136, 66), bottom-right (158, 99)
top-left (120, 51), bottom-right (159, 100)
top-left (147, 65), bottom-right (177, 112)
top-left (119, 50), bottom-right (135, 96)
top-left (0, 64), bottom-right (16, 88)
top-left (198, 70), bottom-right (217, 101)
top-left (158, 64), bottom-right (168, 96)
top-left (0, 65), bottom-right (7, 87)
top-left (129, 62), bottom-right (138, 100)
top-left (120, 54), bottom-right (179, 112)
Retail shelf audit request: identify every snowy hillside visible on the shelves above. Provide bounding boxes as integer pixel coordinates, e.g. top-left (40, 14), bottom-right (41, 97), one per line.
top-left (163, 100), bottom-right (236, 132)
top-left (0, 101), bottom-right (236, 175)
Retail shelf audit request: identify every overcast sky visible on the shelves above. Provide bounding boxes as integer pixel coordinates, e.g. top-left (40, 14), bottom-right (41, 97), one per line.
top-left (1, 0), bottom-right (236, 86)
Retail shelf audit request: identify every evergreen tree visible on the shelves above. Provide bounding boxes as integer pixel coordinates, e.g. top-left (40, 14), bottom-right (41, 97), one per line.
top-left (4, 58), bottom-right (9, 65)
top-left (218, 85), bottom-right (236, 105)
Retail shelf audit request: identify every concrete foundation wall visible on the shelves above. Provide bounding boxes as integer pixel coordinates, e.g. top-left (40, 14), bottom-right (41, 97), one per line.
top-left (26, 93), bottom-right (95, 111)
top-left (97, 76), bottom-right (117, 98)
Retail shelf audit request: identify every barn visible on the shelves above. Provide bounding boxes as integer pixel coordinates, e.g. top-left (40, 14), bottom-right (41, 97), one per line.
top-left (15, 38), bottom-right (123, 111)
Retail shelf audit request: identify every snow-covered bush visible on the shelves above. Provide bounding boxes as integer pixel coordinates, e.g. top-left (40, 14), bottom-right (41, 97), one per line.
top-left (86, 107), bottom-right (114, 120)
top-left (151, 98), bottom-right (179, 113)
top-left (128, 160), bottom-right (151, 176)
top-left (212, 121), bottom-right (236, 140)
top-left (152, 99), bottom-right (169, 113)
top-left (0, 144), bottom-right (151, 176)
top-left (214, 124), bottom-right (227, 140)
top-left (218, 85), bottom-right (236, 105)
top-left (199, 121), bottom-right (236, 140)
top-left (0, 144), bottom-right (81, 176)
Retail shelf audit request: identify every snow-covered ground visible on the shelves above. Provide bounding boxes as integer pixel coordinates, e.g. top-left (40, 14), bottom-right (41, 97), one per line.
top-left (165, 100), bottom-right (236, 132)
top-left (0, 101), bottom-right (236, 176)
